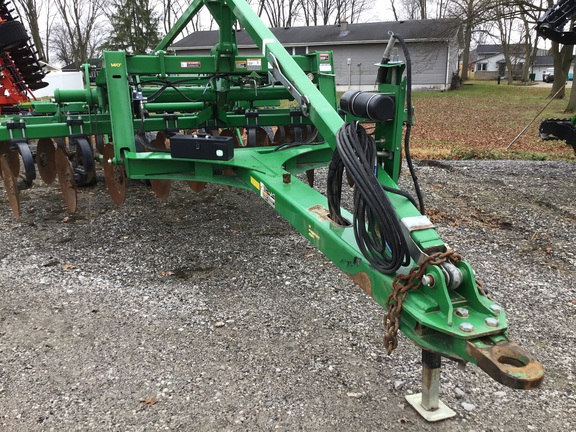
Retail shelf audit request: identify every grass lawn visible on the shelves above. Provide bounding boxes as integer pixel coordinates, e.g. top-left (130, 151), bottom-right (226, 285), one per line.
top-left (409, 80), bottom-right (576, 161)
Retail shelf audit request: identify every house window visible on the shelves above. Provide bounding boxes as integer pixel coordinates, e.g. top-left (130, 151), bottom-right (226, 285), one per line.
top-left (476, 63), bottom-right (487, 71)
top-left (293, 47), bottom-right (307, 55)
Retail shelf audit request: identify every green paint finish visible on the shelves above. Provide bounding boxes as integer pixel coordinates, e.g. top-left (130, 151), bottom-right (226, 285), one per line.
top-left (0, 0), bottom-right (542, 387)
top-left (103, 51), bottom-right (136, 162)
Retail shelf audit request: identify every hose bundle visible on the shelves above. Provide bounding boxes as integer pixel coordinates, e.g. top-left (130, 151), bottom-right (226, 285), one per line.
top-left (328, 122), bottom-right (412, 274)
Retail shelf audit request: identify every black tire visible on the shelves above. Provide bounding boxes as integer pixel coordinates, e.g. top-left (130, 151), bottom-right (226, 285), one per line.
top-left (0, 21), bottom-right (29, 51)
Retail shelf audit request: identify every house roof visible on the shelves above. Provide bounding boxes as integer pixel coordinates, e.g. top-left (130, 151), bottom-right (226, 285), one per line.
top-left (533, 55), bottom-right (553, 66)
top-left (476, 44), bottom-right (505, 55)
top-left (170, 18), bottom-right (461, 50)
top-left (474, 44), bottom-right (547, 59)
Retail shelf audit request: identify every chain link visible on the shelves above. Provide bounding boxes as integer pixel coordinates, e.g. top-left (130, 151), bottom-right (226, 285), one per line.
top-left (383, 250), bottom-right (465, 355)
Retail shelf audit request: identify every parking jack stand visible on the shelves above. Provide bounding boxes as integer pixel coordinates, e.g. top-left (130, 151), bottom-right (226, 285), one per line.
top-left (405, 350), bottom-right (456, 422)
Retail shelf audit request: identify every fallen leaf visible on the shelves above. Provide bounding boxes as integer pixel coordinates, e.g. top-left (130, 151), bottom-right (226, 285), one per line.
top-left (306, 253), bottom-right (314, 258)
top-left (140, 397), bottom-right (158, 405)
top-left (63, 264), bottom-right (77, 270)
top-left (399, 417), bottom-right (413, 424)
top-left (545, 247), bottom-right (553, 254)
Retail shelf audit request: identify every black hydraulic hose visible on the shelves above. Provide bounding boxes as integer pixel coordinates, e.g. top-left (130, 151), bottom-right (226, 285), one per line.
top-left (333, 122), bottom-right (411, 274)
top-left (326, 32), bottom-right (428, 274)
top-left (392, 33), bottom-right (425, 215)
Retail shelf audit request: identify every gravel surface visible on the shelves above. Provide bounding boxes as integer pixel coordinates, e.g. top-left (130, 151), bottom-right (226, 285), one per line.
top-left (1, 160), bottom-right (575, 431)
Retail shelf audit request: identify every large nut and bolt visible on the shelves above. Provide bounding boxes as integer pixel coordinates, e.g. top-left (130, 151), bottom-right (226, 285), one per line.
top-left (485, 317), bottom-right (499, 327)
top-left (489, 304), bottom-right (502, 315)
top-left (459, 322), bottom-right (474, 333)
top-left (455, 307), bottom-right (469, 318)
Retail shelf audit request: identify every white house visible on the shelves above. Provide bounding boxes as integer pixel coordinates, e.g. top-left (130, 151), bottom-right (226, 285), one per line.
top-left (471, 44), bottom-right (549, 80)
top-left (171, 19), bottom-right (463, 91)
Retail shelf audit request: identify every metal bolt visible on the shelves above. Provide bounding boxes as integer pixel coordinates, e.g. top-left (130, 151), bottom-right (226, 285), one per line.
top-left (455, 307), bottom-right (469, 318)
top-left (485, 317), bottom-right (499, 327)
top-left (459, 322), bottom-right (474, 333)
top-left (107, 158), bottom-right (113, 164)
top-left (489, 304), bottom-right (502, 315)
top-left (421, 274), bottom-right (435, 287)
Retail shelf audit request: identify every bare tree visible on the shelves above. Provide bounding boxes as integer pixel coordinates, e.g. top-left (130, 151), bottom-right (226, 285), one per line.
top-left (418, 0), bottom-right (427, 18)
top-left (400, 0), bottom-right (421, 19)
top-left (52, 0), bottom-right (107, 68)
top-left (12, 0), bottom-right (53, 63)
top-left (158, 0), bottom-right (210, 35)
top-left (295, 0), bottom-right (373, 25)
top-left (436, 0), bottom-right (450, 18)
top-left (256, 0), bottom-right (301, 27)
top-left (337, 0), bottom-right (374, 23)
top-left (390, 0), bottom-right (400, 20)
top-left (494, 1), bottom-right (520, 84)
top-left (298, 0), bottom-right (334, 25)
top-left (448, 0), bottom-right (496, 80)
top-left (549, 40), bottom-right (573, 98)
top-left (517, 4), bottom-right (541, 83)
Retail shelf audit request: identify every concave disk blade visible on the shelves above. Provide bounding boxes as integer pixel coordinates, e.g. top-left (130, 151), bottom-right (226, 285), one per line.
top-left (255, 127), bottom-right (272, 146)
top-left (187, 181), bottom-right (206, 192)
top-left (0, 155), bottom-right (21, 219)
top-left (0, 141), bottom-right (20, 177)
top-left (55, 147), bottom-right (77, 212)
top-left (36, 138), bottom-right (57, 184)
top-left (150, 179), bottom-right (171, 200)
top-left (102, 143), bottom-right (126, 205)
top-left (219, 128), bottom-right (242, 147)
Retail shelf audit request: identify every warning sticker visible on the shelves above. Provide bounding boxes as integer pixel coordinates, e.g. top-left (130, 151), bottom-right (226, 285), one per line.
top-left (235, 60), bottom-right (247, 69)
top-left (319, 64), bottom-right (332, 72)
top-left (247, 58), bottom-right (262, 70)
top-left (260, 182), bottom-right (275, 208)
top-left (181, 61), bottom-right (201, 68)
top-left (319, 53), bottom-right (330, 62)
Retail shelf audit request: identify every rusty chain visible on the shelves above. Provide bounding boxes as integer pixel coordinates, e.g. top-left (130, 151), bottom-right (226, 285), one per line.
top-left (383, 249), bottom-right (478, 355)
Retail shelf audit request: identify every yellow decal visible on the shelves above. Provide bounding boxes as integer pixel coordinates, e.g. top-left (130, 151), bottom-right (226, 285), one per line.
top-left (250, 176), bottom-right (260, 190)
top-left (308, 224), bottom-right (320, 241)
top-left (110, 62), bottom-right (122, 67)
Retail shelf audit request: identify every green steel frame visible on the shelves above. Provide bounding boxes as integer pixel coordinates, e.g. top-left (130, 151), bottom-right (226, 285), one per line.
top-left (0, 0), bottom-right (543, 391)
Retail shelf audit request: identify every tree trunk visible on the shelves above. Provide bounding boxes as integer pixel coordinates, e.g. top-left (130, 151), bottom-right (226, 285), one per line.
top-left (550, 42), bottom-right (574, 99)
top-left (521, 43), bottom-right (538, 83)
top-left (566, 60), bottom-right (576, 112)
top-left (461, 19), bottom-right (473, 81)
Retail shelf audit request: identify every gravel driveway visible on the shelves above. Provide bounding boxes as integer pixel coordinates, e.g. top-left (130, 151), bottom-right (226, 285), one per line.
top-left (1, 159), bottom-right (575, 431)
